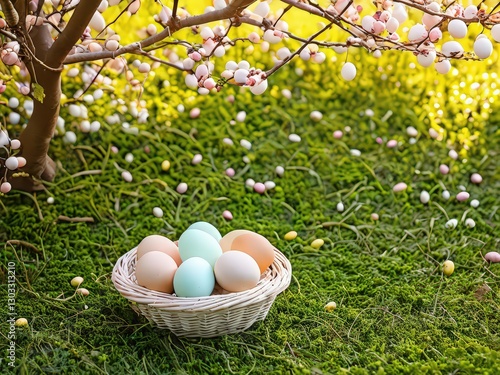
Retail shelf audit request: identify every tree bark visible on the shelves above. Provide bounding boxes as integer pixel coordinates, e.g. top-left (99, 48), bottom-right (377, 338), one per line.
top-left (10, 0), bottom-right (101, 191)
top-left (9, 21), bottom-right (60, 191)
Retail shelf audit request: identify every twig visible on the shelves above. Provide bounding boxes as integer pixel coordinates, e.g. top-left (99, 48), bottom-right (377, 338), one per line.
top-left (57, 215), bottom-right (95, 223)
top-left (5, 240), bottom-right (42, 254)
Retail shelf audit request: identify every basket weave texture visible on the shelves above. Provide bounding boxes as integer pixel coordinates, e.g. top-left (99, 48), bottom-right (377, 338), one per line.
top-left (112, 247), bottom-right (292, 338)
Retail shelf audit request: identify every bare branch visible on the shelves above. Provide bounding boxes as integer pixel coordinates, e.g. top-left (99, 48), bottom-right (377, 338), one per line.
top-left (47, 0), bottom-right (102, 67)
top-left (63, 0), bottom-right (257, 64)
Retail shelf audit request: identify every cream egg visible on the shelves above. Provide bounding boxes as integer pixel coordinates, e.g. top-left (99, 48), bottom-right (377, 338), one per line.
top-left (214, 251), bottom-right (260, 292)
top-left (219, 229), bottom-right (254, 252)
top-left (137, 235), bottom-right (181, 266)
top-left (135, 251), bottom-right (178, 293)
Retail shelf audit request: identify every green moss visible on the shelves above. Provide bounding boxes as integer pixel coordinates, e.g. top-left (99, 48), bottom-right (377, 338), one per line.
top-left (1, 59), bottom-right (500, 374)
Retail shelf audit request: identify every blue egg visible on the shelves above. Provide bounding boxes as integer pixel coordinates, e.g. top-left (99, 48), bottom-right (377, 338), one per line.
top-left (178, 229), bottom-right (222, 267)
top-left (188, 221), bottom-right (222, 242)
top-left (173, 257), bottom-right (215, 297)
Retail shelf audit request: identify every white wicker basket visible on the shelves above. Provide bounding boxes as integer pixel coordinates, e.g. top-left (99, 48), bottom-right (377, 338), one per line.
top-left (112, 246), bottom-right (292, 338)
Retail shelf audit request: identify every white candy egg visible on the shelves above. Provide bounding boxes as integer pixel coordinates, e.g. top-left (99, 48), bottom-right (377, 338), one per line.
top-left (435, 60), bottom-right (451, 74)
top-left (441, 41), bottom-right (463, 58)
top-left (420, 191), bottom-right (430, 204)
top-left (448, 20), bottom-right (468, 39)
top-left (492, 24), bottom-right (500, 43)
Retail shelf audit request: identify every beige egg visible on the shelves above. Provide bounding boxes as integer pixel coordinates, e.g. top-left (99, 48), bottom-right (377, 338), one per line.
top-left (214, 251), bottom-right (260, 292)
top-left (231, 232), bottom-right (275, 274)
top-left (137, 235), bottom-right (181, 266)
top-left (219, 229), bottom-right (254, 252)
top-left (135, 251), bottom-right (177, 293)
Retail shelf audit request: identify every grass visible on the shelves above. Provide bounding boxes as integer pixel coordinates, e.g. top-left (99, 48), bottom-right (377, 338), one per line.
top-left (1, 62), bottom-right (500, 374)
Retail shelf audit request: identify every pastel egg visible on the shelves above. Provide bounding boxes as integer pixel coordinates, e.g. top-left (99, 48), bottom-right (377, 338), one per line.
top-left (178, 229), bottom-right (222, 267)
top-left (214, 251), bottom-right (260, 292)
top-left (137, 235), bottom-right (181, 266)
top-left (188, 221), bottom-right (222, 242)
top-left (230, 232), bottom-right (275, 274)
top-left (173, 257), bottom-right (215, 297)
top-left (135, 251), bottom-right (178, 293)
top-left (219, 230), bottom-right (254, 252)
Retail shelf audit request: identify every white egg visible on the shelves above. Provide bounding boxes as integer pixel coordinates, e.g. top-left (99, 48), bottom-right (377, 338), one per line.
top-left (240, 139), bottom-right (252, 150)
top-left (441, 41), bottom-right (463, 58)
top-left (275, 166), bottom-right (285, 177)
top-left (492, 24), bottom-right (500, 43)
top-left (465, 218), bottom-right (475, 228)
top-left (5, 156), bottom-right (19, 170)
top-left (420, 191), bottom-right (430, 204)
top-left (473, 37), bottom-right (493, 59)
top-left (470, 199), bottom-right (480, 208)
top-left (341, 62), bottom-right (356, 81)
top-left (288, 134), bottom-right (301, 143)
top-left (337, 202), bottom-right (345, 212)
top-left (250, 79), bottom-right (268, 95)
top-left (236, 111), bottom-right (246, 122)
top-left (445, 219), bottom-right (458, 229)
top-left (448, 20), bottom-right (468, 39)
top-left (153, 207), bottom-right (163, 218)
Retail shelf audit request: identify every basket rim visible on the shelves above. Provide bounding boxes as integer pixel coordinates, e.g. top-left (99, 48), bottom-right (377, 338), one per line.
top-left (112, 246), bottom-right (292, 312)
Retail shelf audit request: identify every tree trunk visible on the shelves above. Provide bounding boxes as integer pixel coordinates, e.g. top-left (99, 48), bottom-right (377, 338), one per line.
top-left (9, 25), bottom-right (60, 191)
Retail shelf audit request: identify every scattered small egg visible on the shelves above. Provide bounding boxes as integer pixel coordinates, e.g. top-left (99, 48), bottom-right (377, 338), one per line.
top-left (264, 181), bottom-right (276, 191)
top-left (289, 134), bottom-right (301, 143)
top-left (243, 156), bottom-right (251, 164)
top-left (456, 192), bottom-right (470, 202)
top-left (121, 171), bottom-right (133, 182)
top-left (222, 210), bottom-right (233, 220)
top-left (324, 301), bottom-right (337, 312)
top-left (125, 153), bottom-right (134, 163)
top-left (439, 164), bottom-right (449, 175)
top-left (470, 173), bottom-right (482, 184)
top-left (177, 104), bottom-right (185, 113)
top-left (284, 231), bottom-right (297, 241)
top-left (153, 207), bottom-right (163, 218)
top-left (275, 165), bottom-right (285, 177)
top-left (111, 146), bottom-right (119, 154)
top-left (70, 276), bottom-right (84, 288)
top-left (429, 128), bottom-right (439, 139)
top-left (458, 185), bottom-right (466, 191)
top-left (240, 139), bottom-right (252, 150)
top-left (484, 251), bottom-right (500, 263)
top-left (442, 190), bottom-right (450, 200)
top-left (311, 239), bottom-right (324, 249)
top-left (245, 178), bottom-right (255, 188)
top-left (336, 202), bottom-right (344, 212)
top-left (371, 213), bottom-right (379, 221)
top-left (47, 197), bottom-right (55, 204)
top-left (190, 107), bottom-right (200, 118)
top-left (445, 219), bottom-right (458, 229)
top-left (5, 156), bottom-right (19, 170)
top-left (15, 318), bottom-right (28, 327)
top-left (176, 182), bottom-right (188, 194)
top-left (225, 168), bottom-right (235, 177)
top-left (192, 154), bottom-right (203, 165)
top-left (470, 199), bottom-right (479, 208)
top-left (254, 182), bottom-right (266, 194)
top-left (420, 190), bottom-right (430, 204)
top-left (350, 149), bottom-right (361, 157)
top-left (409, 138), bottom-right (417, 145)
top-left (333, 130), bottom-right (343, 139)
top-left (223, 138), bottom-right (234, 146)
top-left (465, 218), bottom-right (475, 228)
top-left (236, 111), bottom-right (246, 122)
top-left (161, 160), bottom-right (170, 171)
top-left (393, 182), bottom-right (408, 193)
top-left (76, 288), bottom-right (90, 296)
top-left (376, 137), bottom-right (383, 144)
top-left (365, 109), bottom-right (374, 117)
top-left (310, 110), bottom-right (323, 122)
top-left (442, 260), bottom-right (455, 276)
top-left (448, 150), bottom-right (458, 160)
top-left (386, 139), bottom-right (398, 148)
top-left (406, 126), bottom-right (418, 137)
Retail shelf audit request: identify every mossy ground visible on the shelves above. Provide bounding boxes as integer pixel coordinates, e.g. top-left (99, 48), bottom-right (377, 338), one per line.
top-left (1, 63), bottom-right (500, 374)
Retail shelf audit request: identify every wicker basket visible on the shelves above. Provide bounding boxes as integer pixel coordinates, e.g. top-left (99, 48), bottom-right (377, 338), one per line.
top-left (112, 247), bottom-right (292, 338)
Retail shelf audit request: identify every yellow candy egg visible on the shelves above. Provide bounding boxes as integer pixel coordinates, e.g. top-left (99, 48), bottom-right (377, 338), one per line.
top-left (284, 231), bottom-right (297, 241)
top-left (311, 239), bottom-right (324, 249)
top-left (443, 260), bottom-right (455, 276)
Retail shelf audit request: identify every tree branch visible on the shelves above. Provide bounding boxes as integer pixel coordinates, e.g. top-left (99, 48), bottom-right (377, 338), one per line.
top-left (47, 0), bottom-right (102, 67)
top-left (63, 0), bottom-right (257, 64)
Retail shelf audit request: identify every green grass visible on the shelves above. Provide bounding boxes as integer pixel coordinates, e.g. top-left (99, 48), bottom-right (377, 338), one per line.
top-left (1, 63), bottom-right (500, 374)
